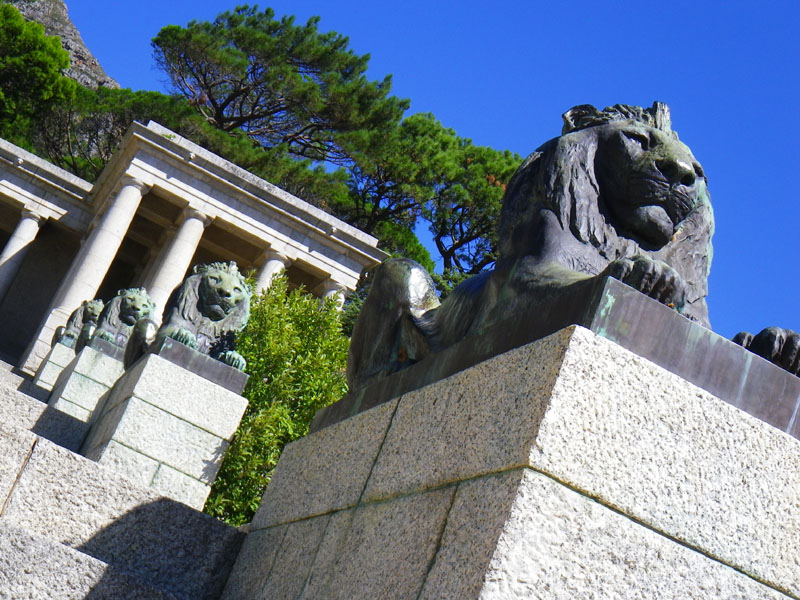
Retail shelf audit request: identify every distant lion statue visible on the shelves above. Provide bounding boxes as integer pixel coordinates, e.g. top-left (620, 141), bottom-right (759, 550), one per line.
top-left (52, 299), bottom-right (103, 349)
top-left (81, 288), bottom-right (155, 352)
top-left (348, 102), bottom-right (799, 390)
top-left (124, 262), bottom-right (252, 371)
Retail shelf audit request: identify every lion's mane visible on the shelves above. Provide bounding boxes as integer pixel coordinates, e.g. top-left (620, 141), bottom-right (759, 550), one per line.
top-left (496, 102), bottom-right (714, 325)
top-left (165, 262), bottom-right (250, 347)
top-left (94, 288), bottom-right (156, 346)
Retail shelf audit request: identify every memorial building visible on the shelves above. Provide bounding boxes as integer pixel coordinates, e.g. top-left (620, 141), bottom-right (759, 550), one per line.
top-left (0, 121), bottom-right (386, 373)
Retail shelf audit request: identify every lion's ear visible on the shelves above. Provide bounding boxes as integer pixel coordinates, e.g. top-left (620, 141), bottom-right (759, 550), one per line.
top-left (562, 105), bottom-right (601, 135)
top-left (650, 101), bottom-right (672, 133)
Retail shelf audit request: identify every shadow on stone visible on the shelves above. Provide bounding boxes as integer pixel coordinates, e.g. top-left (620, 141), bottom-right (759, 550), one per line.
top-left (77, 497), bottom-right (244, 600)
top-left (31, 405), bottom-right (89, 452)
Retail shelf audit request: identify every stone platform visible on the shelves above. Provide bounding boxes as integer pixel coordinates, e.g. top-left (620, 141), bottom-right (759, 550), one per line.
top-left (224, 326), bottom-right (799, 599)
top-left (47, 341), bottom-right (125, 422)
top-left (314, 276), bottom-right (800, 444)
top-left (0, 361), bottom-right (244, 599)
top-left (31, 341), bottom-right (74, 392)
top-left (81, 349), bottom-right (249, 509)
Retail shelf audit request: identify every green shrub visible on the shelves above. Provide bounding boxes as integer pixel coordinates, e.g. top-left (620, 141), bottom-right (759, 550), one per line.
top-left (204, 275), bottom-right (349, 525)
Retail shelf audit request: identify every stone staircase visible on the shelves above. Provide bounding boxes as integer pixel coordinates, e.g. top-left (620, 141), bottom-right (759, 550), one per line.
top-left (0, 359), bottom-right (244, 599)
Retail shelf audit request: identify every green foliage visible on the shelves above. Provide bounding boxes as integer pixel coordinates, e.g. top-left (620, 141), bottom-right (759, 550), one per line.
top-left (0, 3), bottom-right (76, 144)
top-left (152, 5), bottom-right (408, 163)
top-left (335, 113), bottom-right (460, 236)
top-left (424, 142), bottom-right (521, 276)
top-left (33, 86), bottom-right (196, 180)
top-left (205, 276), bottom-right (349, 525)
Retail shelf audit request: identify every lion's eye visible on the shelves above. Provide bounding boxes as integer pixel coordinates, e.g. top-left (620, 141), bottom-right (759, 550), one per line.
top-left (623, 131), bottom-right (650, 150)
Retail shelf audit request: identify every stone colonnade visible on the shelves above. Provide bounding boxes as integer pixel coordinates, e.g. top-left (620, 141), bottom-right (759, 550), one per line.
top-left (13, 121), bottom-right (387, 374)
top-left (319, 279), bottom-right (347, 310)
top-left (21, 175), bottom-right (353, 372)
top-left (143, 207), bottom-right (211, 313)
top-left (41, 176), bottom-right (348, 330)
top-left (254, 249), bottom-right (292, 293)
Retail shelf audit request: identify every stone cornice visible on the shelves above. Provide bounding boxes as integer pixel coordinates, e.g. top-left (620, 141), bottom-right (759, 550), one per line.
top-left (135, 121), bottom-right (387, 265)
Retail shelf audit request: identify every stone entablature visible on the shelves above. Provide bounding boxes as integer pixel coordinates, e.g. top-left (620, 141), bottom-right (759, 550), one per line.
top-left (0, 138), bottom-right (93, 232)
top-left (95, 122), bottom-right (382, 293)
top-left (0, 122), bottom-right (386, 372)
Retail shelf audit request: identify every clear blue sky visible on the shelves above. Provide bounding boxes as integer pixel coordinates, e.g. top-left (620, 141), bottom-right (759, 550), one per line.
top-left (64, 0), bottom-right (799, 340)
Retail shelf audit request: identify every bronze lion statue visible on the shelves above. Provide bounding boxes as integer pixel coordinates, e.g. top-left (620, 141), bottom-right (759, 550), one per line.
top-left (348, 102), bottom-right (799, 389)
top-left (124, 262), bottom-right (251, 371)
top-left (52, 299), bottom-right (104, 349)
top-left (83, 288), bottom-right (156, 352)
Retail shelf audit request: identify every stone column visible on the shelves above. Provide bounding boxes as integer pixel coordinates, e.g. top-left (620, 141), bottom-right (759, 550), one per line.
top-left (254, 249), bottom-right (292, 293)
top-left (145, 207), bottom-right (211, 313)
top-left (320, 279), bottom-right (346, 311)
top-left (55, 176), bottom-right (150, 313)
top-left (0, 209), bottom-right (42, 302)
top-left (19, 176), bottom-right (150, 373)
top-left (133, 227), bottom-right (174, 288)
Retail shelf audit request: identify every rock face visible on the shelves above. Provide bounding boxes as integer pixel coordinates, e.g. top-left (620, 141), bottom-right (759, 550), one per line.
top-left (10, 0), bottom-right (118, 89)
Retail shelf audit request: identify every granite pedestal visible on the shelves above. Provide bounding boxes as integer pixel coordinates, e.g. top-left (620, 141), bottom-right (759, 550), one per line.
top-left (31, 341), bottom-right (75, 392)
top-left (314, 276), bottom-right (800, 443)
top-left (47, 339), bottom-right (125, 423)
top-left (223, 325), bottom-right (799, 599)
top-left (80, 344), bottom-right (249, 509)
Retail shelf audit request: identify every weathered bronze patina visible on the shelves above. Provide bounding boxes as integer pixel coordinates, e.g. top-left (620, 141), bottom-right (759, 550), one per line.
top-left (124, 262), bottom-right (251, 371)
top-left (52, 299), bottom-right (103, 349)
top-left (83, 288), bottom-right (155, 352)
top-left (348, 102), bottom-right (800, 391)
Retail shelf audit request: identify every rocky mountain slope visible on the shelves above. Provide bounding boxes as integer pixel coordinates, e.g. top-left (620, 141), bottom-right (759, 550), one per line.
top-left (10, 0), bottom-right (118, 89)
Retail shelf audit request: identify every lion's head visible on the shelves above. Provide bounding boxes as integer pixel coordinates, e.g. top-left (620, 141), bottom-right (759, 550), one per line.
top-left (195, 262), bottom-right (249, 321)
top-left (82, 300), bottom-right (104, 324)
top-left (54, 298), bottom-right (104, 348)
top-left (95, 288), bottom-right (157, 347)
top-left (167, 262), bottom-right (251, 345)
top-left (65, 299), bottom-right (103, 333)
top-left (497, 102), bottom-right (714, 325)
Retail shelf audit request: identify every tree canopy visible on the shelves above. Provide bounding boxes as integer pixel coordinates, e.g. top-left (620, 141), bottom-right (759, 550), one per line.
top-left (5, 1), bottom-right (522, 292)
top-left (334, 113), bottom-right (520, 287)
top-left (424, 142), bottom-right (520, 285)
top-left (152, 5), bottom-right (408, 163)
top-left (0, 3), bottom-right (76, 145)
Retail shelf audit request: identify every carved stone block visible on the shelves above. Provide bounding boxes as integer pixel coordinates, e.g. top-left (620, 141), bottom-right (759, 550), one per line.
top-left (225, 326), bottom-right (800, 599)
top-left (47, 345), bottom-right (124, 423)
top-left (80, 352), bottom-right (248, 509)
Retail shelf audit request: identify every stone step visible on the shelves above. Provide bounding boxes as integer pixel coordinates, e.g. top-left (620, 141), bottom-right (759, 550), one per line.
top-left (0, 519), bottom-right (179, 599)
top-left (0, 423), bottom-right (244, 600)
top-left (0, 361), bottom-right (48, 402)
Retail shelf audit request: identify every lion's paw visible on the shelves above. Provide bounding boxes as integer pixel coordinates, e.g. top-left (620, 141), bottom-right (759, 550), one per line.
top-left (604, 256), bottom-right (687, 312)
top-left (216, 350), bottom-right (246, 371)
top-left (94, 329), bottom-right (114, 343)
top-left (166, 327), bottom-right (198, 349)
top-left (733, 327), bottom-right (800, 376)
